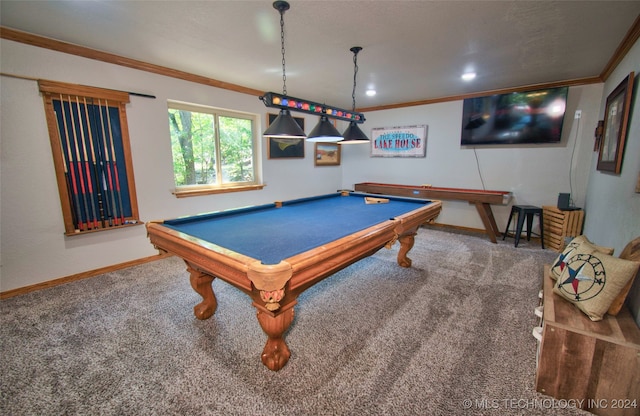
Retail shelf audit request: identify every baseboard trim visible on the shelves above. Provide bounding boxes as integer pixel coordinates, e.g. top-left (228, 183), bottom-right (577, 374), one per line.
top-left (425, 222), bottom-right (542, 242)
top-left (425, 222), bottom-right (487, 235)
top-left (0, 222), bottom-right (539, 300)
top-left (0, 252), bottom-right (173, 299)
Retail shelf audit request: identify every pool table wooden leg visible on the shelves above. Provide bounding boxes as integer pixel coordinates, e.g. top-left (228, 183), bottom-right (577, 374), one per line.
top-left (397, 231), bottom-right (417, 268)
top-left (186, 264), bottom-right (217, 320)
top-left (255, 303), bottom-right (295, 371)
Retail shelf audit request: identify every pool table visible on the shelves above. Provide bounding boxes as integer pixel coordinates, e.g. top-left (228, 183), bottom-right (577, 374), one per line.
top-left (146, 191), bottom-right (441, 371)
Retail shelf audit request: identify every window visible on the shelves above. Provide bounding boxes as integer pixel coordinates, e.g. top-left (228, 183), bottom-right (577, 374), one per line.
top-left (39, 80), bottom-right (140, 235)
top-left (167, 101), bottom-right (262, 197)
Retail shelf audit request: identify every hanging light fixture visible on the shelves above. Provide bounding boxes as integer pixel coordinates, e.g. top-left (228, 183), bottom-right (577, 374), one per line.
top-left (341, 46), bottom-right (370, 144)
top-left (259, 2), bottom-right (367, 139)
top-left (262, 1), bottom-right (306, 139)
top-left (261, 92), bottom-right (366, 123)
top-left (306, 115), bottom-right (343, 142)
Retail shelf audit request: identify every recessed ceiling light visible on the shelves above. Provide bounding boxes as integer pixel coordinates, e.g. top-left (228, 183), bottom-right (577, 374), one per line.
top-left (366, 89), bottom-right (376, 97)
top-left (462, 72), bottom-right (476, 81)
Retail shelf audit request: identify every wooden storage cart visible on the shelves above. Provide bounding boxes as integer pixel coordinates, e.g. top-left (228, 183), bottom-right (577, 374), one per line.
top-left (542, 206), bottom-right (584, 252)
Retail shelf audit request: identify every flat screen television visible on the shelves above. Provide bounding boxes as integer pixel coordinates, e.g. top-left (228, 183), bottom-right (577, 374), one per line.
top-left (460, 86), bottom-right (568, 145)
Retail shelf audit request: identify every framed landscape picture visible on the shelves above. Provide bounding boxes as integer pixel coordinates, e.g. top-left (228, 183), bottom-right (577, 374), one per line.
top-left (267, 138), bottom-right (305, 159)
top-left (314, 142), bottom-right (341, 166)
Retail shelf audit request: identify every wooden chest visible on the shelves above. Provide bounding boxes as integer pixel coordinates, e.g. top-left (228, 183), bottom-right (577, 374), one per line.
top-left (535, 266), bottom-right (640, 416)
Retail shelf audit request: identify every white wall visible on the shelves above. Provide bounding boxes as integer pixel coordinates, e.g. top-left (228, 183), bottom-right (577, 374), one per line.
top-left (0, 37), bottom-right (616, 296)
top-left (583, 38), bottom-right (640, 324)
top-left (341, 86), bottom-right (603, 231)
top-left (0, 39), bottom-right (339, 292)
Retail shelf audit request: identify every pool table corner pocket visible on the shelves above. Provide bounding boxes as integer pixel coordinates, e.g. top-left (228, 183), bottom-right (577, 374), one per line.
top-left (248, 260), bottom-right (293, 311)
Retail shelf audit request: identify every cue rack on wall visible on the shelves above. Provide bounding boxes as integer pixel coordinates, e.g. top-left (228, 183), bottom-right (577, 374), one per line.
top-left (39, 80), bottom-right (140, 235)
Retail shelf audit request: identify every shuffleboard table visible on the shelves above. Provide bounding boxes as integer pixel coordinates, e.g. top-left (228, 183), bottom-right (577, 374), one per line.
top-left (354, 182), bottom-right (512, 243)
top-left (146, 191), bottom-right (441, 371)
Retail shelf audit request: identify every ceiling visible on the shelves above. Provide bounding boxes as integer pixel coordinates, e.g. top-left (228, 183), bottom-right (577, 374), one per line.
top-left (2, 1), bottom-right (640, 110)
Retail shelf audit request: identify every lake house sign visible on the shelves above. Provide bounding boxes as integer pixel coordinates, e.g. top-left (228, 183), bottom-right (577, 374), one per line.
top-left (371, 125), bottom-right (427, 157)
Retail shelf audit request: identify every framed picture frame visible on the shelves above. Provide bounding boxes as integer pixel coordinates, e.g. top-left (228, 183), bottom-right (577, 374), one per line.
top-left (314, 142), bottom-right (341, 166)
top-left (266, 113), bottom-right (306, 159)
top-left (267, 137), bottom-right (305, 159)
top-left (597, 72), bottom-right (635, 174)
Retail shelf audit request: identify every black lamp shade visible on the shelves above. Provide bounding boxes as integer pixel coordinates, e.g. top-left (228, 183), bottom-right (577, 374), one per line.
top-left (341, 121), bottom-right (370, 143)
top-left (263, 109), bottom-right (306, 138)
top-left (306, 115), bottom-right (343, 142)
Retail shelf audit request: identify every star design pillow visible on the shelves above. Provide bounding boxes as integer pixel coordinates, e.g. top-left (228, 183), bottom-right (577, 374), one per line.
top-left (550, 235), bottom-right (614, 280)
top-left (553, 242), bottom-right (640, 321)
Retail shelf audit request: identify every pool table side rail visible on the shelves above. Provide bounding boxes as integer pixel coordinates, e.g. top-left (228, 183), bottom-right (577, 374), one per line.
top-left (286, 221), bottom-right (405, 292)
top-left (287, 200), bottom-right (442, 293)
top-left (393, 200), bottom-right (442, 229)
top-left (161, 202), bottom-right (278, 225)
top-left (146, 222), bottom-right (256, 292)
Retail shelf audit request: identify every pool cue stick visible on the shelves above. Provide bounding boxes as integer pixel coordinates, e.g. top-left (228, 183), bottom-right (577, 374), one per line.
top-left (99, 161), bottom-right (113, 227)
top-left (97, 99), bottom-right (116, 225)
top-left (104, 99), bottom-right (125, 226)
top-left (83, 97), bottom-right (106, 228)
top-left (75, 97), bottom-right (99, 229)
top-left (59, 94), bottom-right (85, 231)
top-left (66, 95), bottom-right (93, 229)
top-left (95, 99), bottom-right (112, 225)
top-left (54, 109), bottom-right (81, 232)
top-left (100, 100), bottom-right (120, 225)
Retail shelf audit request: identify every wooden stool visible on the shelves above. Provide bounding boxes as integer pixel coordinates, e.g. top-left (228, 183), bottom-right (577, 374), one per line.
top-left (503, 205), bottom-right (545, 248)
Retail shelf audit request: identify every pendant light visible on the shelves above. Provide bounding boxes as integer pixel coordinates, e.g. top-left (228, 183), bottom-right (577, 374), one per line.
top-left (341, 46), bottom-right (370, 144)
top-left (263, 1), bottom-right (306, 139)
top-left (306, 115), bottom-right (343, 142)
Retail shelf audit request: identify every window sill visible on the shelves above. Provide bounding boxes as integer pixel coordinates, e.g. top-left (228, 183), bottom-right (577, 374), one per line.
top-left (172, 184), bottom-right (266, 198)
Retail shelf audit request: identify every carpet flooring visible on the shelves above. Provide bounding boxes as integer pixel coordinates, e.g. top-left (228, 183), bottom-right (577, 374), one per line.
top-left (1, 228), bottom-right (593, 415)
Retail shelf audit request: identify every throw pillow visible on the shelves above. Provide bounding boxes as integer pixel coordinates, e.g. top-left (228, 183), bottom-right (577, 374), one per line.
top-left (553, 244), bottom-right (640, 321)
top-left (550, 235), bottom-right (614, 280)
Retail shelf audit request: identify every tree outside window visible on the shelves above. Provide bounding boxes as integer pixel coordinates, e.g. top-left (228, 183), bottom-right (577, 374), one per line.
top-left (168, 101), bottom-right (259, 192)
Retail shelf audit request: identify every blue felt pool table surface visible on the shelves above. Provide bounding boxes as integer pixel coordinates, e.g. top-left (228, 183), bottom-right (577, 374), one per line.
top-left (163, 192), bottom-right (434, 265)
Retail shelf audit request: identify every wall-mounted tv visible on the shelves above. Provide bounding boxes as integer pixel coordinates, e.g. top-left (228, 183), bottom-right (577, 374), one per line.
top-left (460, 86), bottom-right (568, 145)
